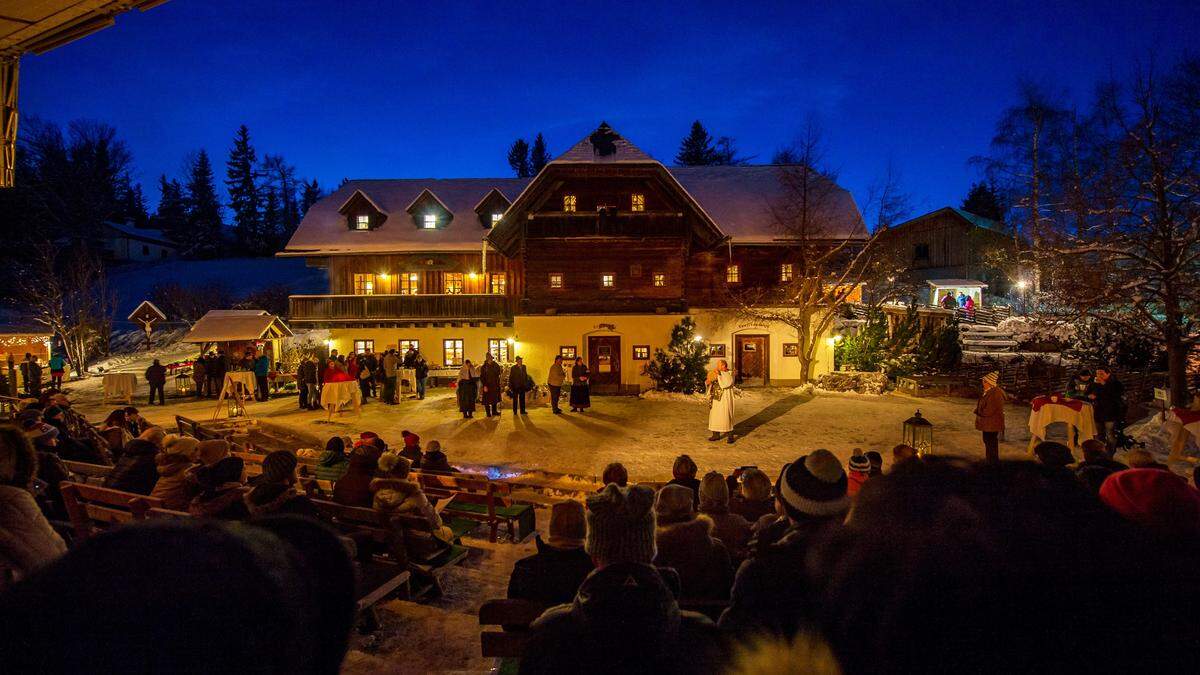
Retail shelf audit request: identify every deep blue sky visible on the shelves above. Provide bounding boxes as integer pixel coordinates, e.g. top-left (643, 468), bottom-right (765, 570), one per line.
top-left (18, 0), bottom-right (1199, 217)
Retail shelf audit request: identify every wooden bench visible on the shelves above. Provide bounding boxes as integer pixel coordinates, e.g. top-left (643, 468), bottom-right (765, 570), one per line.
top-left (62, 460), bottom-right (114, 485)
top-left (479, 598), bottom-right (548, 660)
top-left (414, 471), bottom-right (535, 543)
top-left (60, 482), bottom-right (164, 541)
top-left (175, 415), bottom-right (232, 441)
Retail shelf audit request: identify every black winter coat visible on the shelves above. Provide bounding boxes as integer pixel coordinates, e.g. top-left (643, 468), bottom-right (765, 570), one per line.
top-left (653, 517), bottom-right (733, 603)
top-left (508, 364), bottom-right (531, 393)
top-left (102, 439), bottom-right (160, 495)
top-left (507, 536), bottom-right (594, 606)
top-left (145, 364), bottom-right (167, 385)
top-left (1092, 378), bottom-right (1125, 423)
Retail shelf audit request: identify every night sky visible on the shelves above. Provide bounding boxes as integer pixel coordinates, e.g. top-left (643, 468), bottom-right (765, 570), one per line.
top-left (18, 0), bottom-right (1200, 215)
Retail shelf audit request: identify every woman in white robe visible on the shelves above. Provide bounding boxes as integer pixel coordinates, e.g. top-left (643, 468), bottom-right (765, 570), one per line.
top-left (706, 359), bottom-right (736, 443)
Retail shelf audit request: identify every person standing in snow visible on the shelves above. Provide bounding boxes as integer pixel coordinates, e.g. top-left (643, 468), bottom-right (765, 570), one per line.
top-left (145, 359), bottom-right (167, 406)
top-left (479, 353), bottom-right (502, 418)
top-left (457, 359), bottom-right (478, 419)
top-left (706, 359), bottom-right (736, 443)
top-left (569, 357), bottom-right (590, 412)
top-left (381, 349), bottom-right (399, 404)
top-left (974, 371), bottom-right (1006, 463)
top-left (191, 358), bottom-right (206, 399)
top-left (252, 350), bottom-right (271, 402)
top-left (47, 353), bottom-right (67, 390)
top-left (509, 356), bottom-right (531, 415)
top-left (547, 354), bottom-right (566, 414)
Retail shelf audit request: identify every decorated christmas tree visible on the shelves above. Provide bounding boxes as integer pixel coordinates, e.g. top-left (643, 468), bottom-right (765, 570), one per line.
top-left (643, 317), bottom-right (709, 393)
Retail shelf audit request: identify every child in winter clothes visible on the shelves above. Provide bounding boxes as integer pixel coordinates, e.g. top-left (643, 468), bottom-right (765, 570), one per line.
top-left (314, 437), bottom-right (351, 482)
top-left (399, 430), bottom-right (422, 469)
top-left (244, 451), bottom-right (318, 519)
top-left (188, 457), bottom-right (248, 520)
top-left (332, 446), bottom-right (380, 507)
top-left (150, 451), bottom-right (199, 511)
top-left (370, 453), bottom-right (452, 544)
top-left (847, 453), bottom-right (872, 496)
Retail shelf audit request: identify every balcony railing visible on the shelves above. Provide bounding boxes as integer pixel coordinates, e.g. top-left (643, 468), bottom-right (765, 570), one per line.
top-left (289, 294), bottom-right (510, 322)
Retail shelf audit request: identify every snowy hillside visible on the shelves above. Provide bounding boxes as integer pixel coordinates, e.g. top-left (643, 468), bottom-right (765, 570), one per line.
top-left (107, 257), bottom-right (327, 319)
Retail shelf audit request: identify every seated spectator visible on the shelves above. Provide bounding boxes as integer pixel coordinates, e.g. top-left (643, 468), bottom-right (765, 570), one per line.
top-left (1032, 441), bottom-right (1075, 472)
top-left (720, 449), bottom-right (849, 637)
top-left (520, 484), bottom-right (721, 674)
top-left (357, 431), bottom-right (386, 456)
top-left (812, 458), bottom-right (1200, 673)
top-left (1099, 468), bottom-right (1200, 540)
top-left (847, 453), bottom-right (871, 496)
top-left (98, 409), bottom-right (132, 460)
top-left (150, 450), bottom-right (199, 511)
top-left (864, 450), bottom-right (883, 477)
top-left (333, 445), bottom-right (380, 507)
top-left (399, 430), bottom-right (422, 469)
top-left (41, 405), bottom-right (104, 464)
top-left (729, 467), bottom-right (774, 524)
top-left (370, 453), bottom-right (452, 543)
top-left (666, 454), bottom-right (701, 510)
top-left (508, 500), bottom-right (594, 605)
top-left (892, 443), bottom-right (919, 466)
top-left (189, 457), bottom-right (248, 520)
top-left (1075, 439), bottom-right (1128, 493)
top-left (652, 483), bottom-right (733, 603)
top-left (123, 406), bottom-right (146, 437)
top-left (195, 438), bottom-right (231, 467)
top-left (0, 517), bottom-right (355, 673)
top-left (139, 426), bottom-right (167, 450)
top-left (102, 432), bottom-right (178, 495)
top-left (698, 471), bottom-right (751, 562)
top-left (421, 441), bottom-right (458, 474)
top-left (245, 451), bottom-right (318, 519)
top-left (601, 462), bottom-right (628, 489)
top-left (0, 424), bottom-right (67, 581)
top-left (1123, 448), bottom-right (1171, 471)
top-left (314, 436), bottom-right (351, 482)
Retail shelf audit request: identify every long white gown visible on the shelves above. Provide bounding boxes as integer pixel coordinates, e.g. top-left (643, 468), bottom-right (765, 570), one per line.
top-left (708, 370), bottom-right (735, 433)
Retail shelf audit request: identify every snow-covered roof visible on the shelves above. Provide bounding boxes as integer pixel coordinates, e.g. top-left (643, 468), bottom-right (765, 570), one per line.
top-left (184, 310), bottom-right (293, 343)
top-left (102, 221), bottom-right (175, 246)
top-left (927, 279), bottom-right (989, 288)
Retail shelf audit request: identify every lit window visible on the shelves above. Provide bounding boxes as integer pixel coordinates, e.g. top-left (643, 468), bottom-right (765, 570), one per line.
top-left (443, 339), bottom-right (464, 366)
top-left (490, 273), bottom-right (507, 295)
top-left (353, 339), bottom-right (374, 354)
top-left (780, 263), bottom-right (793, 282)
top-left (653, 273), bottom-right (666, 287)
top-left (398, 339), bottom-right (420, 354)
top-left (549, 273), bottom-right (563, 289)
top-left (488, 338), bottom-right (511, 363)
top-left (398, 272), bottom-right (419, 295)
top-left (726, 265), bottom-right (740, 283)
top-left (563, 194), bottom-right (577, 212)
top-left (355, 214), bottom-right (370, 230)
top-left (491, 213), bottom-right (503, 226)
top-left (423, 213), bottom-right (438, 229)
top-left (601, 274), bottom-right (614, 288)
top-left (631, 193), bottom-right (645, 212)
top-left (632, 345), bottom-right (650, 360)
top-left (559, 345), bottom-right (577, 360)
top-left (444, 272), bottom-right (464, 294)
top-left (353, 273), bottom-right (376, 295)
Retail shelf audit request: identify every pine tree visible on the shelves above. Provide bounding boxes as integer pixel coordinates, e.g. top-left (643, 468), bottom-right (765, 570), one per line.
top-left (260, 154), bottom-right (300, 247)
top-left (184, 149), bottom-right (224, 258)
top-left (225, 125), bottom-right (262, 254)
top-left (261, 186), bottom-right (281, 252)
top-left (120, 180), bottom-right (148, 227)
top-left (507, 138), bottom-right (531, 177)
top-left (154, 174), bottom-right (189, 245)
top-left (529, 133), bottom-right (551, 173)
top-left (961, 181), bottom-right (1007, 222)
top-left (300, 178), bottom-right (322, 216)
top-left (675, 121), bottom-right (716, 166)
top-left (643, 317), bottom-right (710, 393)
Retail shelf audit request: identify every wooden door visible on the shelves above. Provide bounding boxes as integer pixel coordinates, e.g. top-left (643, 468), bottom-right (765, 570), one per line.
top-left (735, 335), bottom-right (769, 386)
top-left (587, 335), bottom-right (621, 393)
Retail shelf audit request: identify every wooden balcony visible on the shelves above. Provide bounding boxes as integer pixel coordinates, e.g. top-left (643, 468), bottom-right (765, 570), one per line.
top-left (289, 294), bottom-right (511, 324)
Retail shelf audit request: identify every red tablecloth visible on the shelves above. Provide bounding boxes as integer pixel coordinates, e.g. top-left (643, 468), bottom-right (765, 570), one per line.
top-left (1171, 407), bottom-right (1200, 426)
top-left (1031, 395), bottom-right (1085, 413)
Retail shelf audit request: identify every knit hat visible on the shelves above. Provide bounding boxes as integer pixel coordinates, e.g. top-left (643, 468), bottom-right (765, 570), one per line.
top-left (197, 456), bottom-right (244, 490)
top-left (15, 408), bottom-right (42, 424)
top-left (864, 451), bottom-right (883, 474)
top-left (1099, 468), bottom-right (1200, 538)
top-left (739, 468), bottom-right (773, 501)
top-left (22, 421), bottom-right (58, 446)
top-left (195, 439), bottom-right (231, 467)
top-left (140, 427), bottom-right (168, 447)
top-left (983, 371), bottom-right (999, 387)
top-left (43, 405), bottom-right (64, 420)
top-left (377, 452), bottom-right (411, 479)
top-left (426, 440), bottom-right (441, 454)
top-left (324, 436), bottom-right (346, 456)
top-left (848, 454), bottom-right (871, 474)
top-left (401, 430), bottom-right (420, 449)
top-left (163, 435), bottom-right (199, 459)
top-left (547, 500), bottom-right (586, 549)
top-left (586, 484), bottom-right (656, 564)
top-left (655, 483), bottom-right (697, 525)
top-left (698, 470), bottom-right (729, 512)
top-left (260, 451), bottom-right (298, 484)
top-left (778, 450), bottom-right (849, 520)
top-left (1033, 441), bottom-right (1075, 468)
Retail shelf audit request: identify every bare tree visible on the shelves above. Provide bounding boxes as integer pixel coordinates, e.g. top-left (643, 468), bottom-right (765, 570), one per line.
top-left (17, 243), bottom-right (116, 377)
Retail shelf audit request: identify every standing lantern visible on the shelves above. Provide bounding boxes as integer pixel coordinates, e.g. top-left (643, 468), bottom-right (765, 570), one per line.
top-left (175, 371), bottom-right (194, 396)
top-left (227, 394), bottom-right (246, 419)
top-left (902, 409), bottom-right (933, 457)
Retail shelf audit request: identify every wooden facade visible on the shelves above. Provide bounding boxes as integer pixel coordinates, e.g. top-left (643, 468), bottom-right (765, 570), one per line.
top-left (880, 207), bottom-right (1010, 285)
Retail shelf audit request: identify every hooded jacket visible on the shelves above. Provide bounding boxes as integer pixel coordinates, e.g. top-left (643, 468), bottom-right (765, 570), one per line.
top-left (369, 477), bottom-right (451, 542)
top-left (0, 485), bottom-right (67, 580)
top-left (507, 535), bottom-right (595, 606)
top-left (421, 450), bottom-right (458, 474)
top-left (149, 454), bottom-right (199, 511)
top-left (244, 483), bottom-right (319, 519)
top-left (313, 450), bottom-right (350, 483)
top-left (519, 562), bottom-right (720, 675)
top-left (332, 452), bottom-right (377, 507)
top-left (653, 516), bottom-right (734, 603)
top-left (102, 439), bottom-right (160, 495)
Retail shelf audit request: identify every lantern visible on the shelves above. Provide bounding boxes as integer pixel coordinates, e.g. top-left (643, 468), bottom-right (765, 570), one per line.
top-left (227, 395), bottom-right (246, 419)
top-left (902, 409), bottom-right (933, 457)
top-left (175, 373), bottom-right (193, 396)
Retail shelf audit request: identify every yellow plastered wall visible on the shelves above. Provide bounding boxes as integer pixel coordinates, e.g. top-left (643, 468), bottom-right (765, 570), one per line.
top-left (691, 309), bottom-right (836, 385)
top-left (327, 326), bottom-right (514, 369)
top-left (512, 314), bottom-right (686, 387)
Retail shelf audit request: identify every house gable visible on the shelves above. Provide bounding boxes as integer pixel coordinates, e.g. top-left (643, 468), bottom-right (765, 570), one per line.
top-left (473, 188), bottom-right (512, 228)
top-left (405, 189), bottom-right (453, 230)
top-left (337, 189), bottom-right (388, 231)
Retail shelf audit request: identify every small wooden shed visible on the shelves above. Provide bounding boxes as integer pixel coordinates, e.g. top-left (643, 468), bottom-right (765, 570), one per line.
top-left (183, 310), bottom-right (293, 363)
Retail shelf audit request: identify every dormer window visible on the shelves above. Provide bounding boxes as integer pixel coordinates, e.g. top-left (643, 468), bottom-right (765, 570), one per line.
top-left (491, 213), bottom-right (502, 226)
top-left (563, 194), bottom-right (577, 212)
top-left (631, 193), bottom-right (645, 212)
top-left (423, 214), bottom-right (438, 229)
top-left (474, 188), bottom-right (512, 228)
top-left (354, 214), bottom-right (371, 230)
top-left (406, 188), bottom-right (452, 229)
top-left (338, 189), bottom-right (387, 231)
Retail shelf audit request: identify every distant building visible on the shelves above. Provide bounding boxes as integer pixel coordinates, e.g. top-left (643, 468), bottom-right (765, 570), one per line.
top-left (99, 221), bottom-right (178, 262)
top-left (881, 207), bottom-right (1012, 292)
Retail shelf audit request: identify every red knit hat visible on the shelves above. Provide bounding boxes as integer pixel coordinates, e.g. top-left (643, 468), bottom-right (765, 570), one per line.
top-left (1099, 468), bottom-right (1200, 538)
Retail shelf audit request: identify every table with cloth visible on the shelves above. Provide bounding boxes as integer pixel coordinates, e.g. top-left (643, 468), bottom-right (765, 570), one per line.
top-left (102, 373), bottom-right (138, 404)
top-left (397, 367), bottom-right (418, 400)
top-left (1027, 395), bottom-right (1096, 454)
top-left (321, 380), bottom-right (362, 420)
top-left (1166, 407), bottom-right (1200, 465)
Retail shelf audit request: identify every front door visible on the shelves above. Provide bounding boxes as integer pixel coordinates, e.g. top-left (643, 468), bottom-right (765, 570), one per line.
top-left (587, 335), bottom-right (621, 394)
top-left (735, 335), bottom-right (769, 386)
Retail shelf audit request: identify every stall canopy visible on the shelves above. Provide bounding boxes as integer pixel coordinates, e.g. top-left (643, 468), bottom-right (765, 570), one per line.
top-left (927, 279), bottom-right (987, 307)
top-left (183, 310), bottom-right (293, 344)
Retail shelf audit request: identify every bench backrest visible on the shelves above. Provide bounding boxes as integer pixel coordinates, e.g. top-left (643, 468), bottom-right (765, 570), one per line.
top-left (479, 598), bottom-right (548, 658)
top-left (62, 460), bottom-right (114, 485)
top-left (174, 415), bottom-right (199, 438)
top-left (60, 482), bottom-right (164, 540)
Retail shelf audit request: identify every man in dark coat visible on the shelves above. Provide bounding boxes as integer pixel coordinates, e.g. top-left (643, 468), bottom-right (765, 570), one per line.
top-left (508, 356), bottom-right (531, 415)
top-left (508, 501), bottom-right (594, 605)
top-left (519, 485), bottom-right (721, 675)
top-left (145, 359), bottom-right (167, 406)
top-left (102, 438), bottom-right (160, 495)
top-left (479, 353), bottom-right (503, 418)
top-left (1090, 366), bottom-right (1125, 452)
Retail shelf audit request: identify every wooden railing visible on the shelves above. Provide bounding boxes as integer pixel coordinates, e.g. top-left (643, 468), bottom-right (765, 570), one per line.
top-left (289, 294), bottom-right (510, 322)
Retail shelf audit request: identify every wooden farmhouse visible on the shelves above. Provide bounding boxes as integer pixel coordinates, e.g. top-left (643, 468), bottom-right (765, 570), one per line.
top-left (879, 206), bottom-right (1013, 300)
top-left (281, 124), bottom-right (865, 391)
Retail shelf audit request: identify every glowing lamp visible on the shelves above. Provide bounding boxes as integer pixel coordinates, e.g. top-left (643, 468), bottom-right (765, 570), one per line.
top-left (693, 335), bottom-right (703, 342)
top-left (1016, 280), bottom-right (1029, 290)
top-left (902, 410), bottom-right (934, 457)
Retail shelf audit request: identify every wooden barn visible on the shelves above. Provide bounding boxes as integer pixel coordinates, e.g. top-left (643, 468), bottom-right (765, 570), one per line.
top-left (880, 207), bottom-right (1012, 296)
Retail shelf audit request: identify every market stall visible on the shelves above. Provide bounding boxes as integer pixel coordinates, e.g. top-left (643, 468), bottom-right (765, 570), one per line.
top-left (1027, 394), bottom-right (1096, 454)
top-left (926, 279), bottom-right (987, 309)
top-left (183, 310), bottom-right (293, 418)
